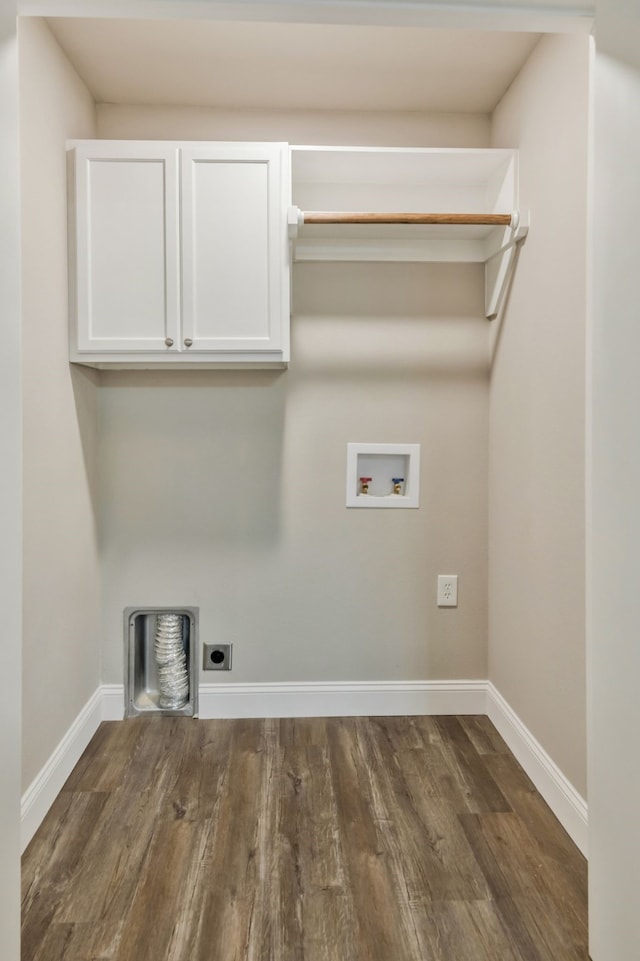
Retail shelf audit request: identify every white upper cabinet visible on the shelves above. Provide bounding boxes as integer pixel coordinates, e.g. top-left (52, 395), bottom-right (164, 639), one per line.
top-left (68, 140), bottom-right (290, 368)
top-left (181, 144), bottom-right (287, 357)
top-left (70, 142), bottom-right (180, 357)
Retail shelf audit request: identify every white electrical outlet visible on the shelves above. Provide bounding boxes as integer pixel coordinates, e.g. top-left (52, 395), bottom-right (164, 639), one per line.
top-left (437, 575), bottom-right (458, 607)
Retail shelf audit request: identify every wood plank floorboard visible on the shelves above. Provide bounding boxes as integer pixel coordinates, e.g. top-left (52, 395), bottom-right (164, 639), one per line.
top-left (22, 715), bottom-right (589, 961)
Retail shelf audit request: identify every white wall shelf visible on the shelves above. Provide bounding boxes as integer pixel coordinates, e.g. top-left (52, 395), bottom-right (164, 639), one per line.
top-left (346, 443), bottom-right (420, 508)
top-left (289, 146), bottom-right (528, 319)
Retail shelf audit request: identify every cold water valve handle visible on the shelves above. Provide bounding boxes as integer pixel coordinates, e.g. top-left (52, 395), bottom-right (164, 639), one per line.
top-left (392, 477), bottom-right (405, 495)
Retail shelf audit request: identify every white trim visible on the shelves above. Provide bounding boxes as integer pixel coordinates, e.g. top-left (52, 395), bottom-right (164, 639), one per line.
top-left (17, 1), bottom-right (595, 34)
top-left (20, 687), bottom-right (103, 853)
top-left (486, 682), bottom-right (588, 856)
top-left (101, 683), bottom-right (125, 721)
top-left (198, 679), bottom-right (486, 718)
top-left (21, 680), bottom-right (587, 861)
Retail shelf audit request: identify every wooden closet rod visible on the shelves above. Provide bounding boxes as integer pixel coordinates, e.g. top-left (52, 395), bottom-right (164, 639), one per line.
top-left (301, 211), bottom-right (513, 226)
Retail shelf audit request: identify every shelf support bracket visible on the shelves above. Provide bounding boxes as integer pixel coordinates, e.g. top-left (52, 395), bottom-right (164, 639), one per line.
top-left (484, 210), bottom-right (529, 320)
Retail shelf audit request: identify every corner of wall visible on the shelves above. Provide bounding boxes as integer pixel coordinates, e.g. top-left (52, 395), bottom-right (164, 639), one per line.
top-left (19, 13), bottom-right (102, 792)
top-left (487, 32), bottom-right (590, 799)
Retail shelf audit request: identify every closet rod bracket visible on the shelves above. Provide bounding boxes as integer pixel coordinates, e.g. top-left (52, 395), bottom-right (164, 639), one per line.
top-left (288, 205), bottom-right (304, 239)
top-left (484, 210), bottom-right (530, 320)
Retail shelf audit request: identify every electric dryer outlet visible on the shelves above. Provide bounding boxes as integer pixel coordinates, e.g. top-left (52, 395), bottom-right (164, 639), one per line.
top-left (203, 643), bottom-right (233, 671)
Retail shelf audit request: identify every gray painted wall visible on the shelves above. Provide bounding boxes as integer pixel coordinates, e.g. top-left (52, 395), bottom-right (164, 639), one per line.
top-left (489, 32), bottom-right (590, 798)
top-left (20, 18), bottom-right (101, 791)
top-left (0, 6), bottom-right (22, 958)
top-left (100, 261), bottom-right (490, 686)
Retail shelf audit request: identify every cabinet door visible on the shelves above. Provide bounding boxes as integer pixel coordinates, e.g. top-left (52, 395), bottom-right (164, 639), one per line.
top-left (181, 144), bottom-right (289, 357)
top-left (70, 142), bottom-right (179, 354)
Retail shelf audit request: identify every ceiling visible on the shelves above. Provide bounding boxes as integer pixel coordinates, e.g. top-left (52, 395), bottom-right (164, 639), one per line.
top-left (46, 17), bottom-right (540, 113)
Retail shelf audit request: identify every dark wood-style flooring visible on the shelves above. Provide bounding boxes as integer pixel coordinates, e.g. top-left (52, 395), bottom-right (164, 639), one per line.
top-left (22, 715), bottom-right (589, 961)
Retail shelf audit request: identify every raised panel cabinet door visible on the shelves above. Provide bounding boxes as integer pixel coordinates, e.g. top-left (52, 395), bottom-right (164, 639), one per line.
top-left (181, 144), bottom-right (289, 357)
top-left (70, 142), bottom-right (180, 354)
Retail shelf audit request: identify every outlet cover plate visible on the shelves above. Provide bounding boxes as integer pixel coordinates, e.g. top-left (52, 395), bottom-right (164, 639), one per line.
top-left (437, 575), bottom-right (458, 607)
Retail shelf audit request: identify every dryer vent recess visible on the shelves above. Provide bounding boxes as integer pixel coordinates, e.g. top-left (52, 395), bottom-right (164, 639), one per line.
top-left (203, 643), bottom-right (232, 671)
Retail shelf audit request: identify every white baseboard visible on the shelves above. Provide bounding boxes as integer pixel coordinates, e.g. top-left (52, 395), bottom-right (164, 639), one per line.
top-left (198, 679), bottom-right (487, 718)
top-left (101, 683), bottom-right (125, 721)
top-left (20, 687), bottom-right (103, 853)
top-left (22, 679), bottom-right (588, 860)
top-left (99, 680), bottom-right (486, 720)
top-left (486, 682), bottom-right (588, 856)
